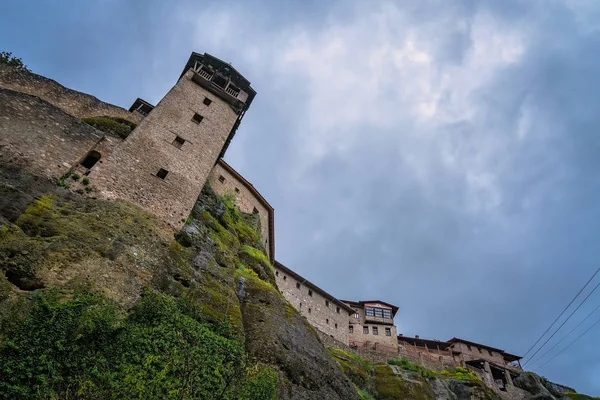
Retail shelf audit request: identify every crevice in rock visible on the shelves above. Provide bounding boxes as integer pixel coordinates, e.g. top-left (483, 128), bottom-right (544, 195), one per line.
top-left (5, 270), bottom-right (45, 291)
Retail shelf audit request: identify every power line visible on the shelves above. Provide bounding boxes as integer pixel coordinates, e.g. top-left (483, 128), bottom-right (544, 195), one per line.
top-left (537, 315), bottom-right (600, 370)
top-left (524, 278), bottom-right (600, 366)
top-left (529, 302), bottom-right (600, 368)
top-left (521, 266), bottom-right (600, 361)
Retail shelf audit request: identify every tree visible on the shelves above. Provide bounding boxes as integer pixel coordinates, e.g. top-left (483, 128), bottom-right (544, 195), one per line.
top-left (0, 51), bottom-right (30, 71)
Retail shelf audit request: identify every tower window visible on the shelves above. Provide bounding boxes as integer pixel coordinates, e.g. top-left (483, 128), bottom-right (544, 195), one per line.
top-left (336, 307), bottom-right (340, 314)
top-left (308, 308), bottom-right (311, 314)
top-left (192, 113), bottom-right (204, 124)
top-left (385, 327), bottom-right (391, 336)
top-left (325, 300), bottom-right (329, 307)
top-left (212, 74), bottom-right (227, 89)
top-left (234, 187), bottom-right (240, 193)
top-left (363, 326), bottom-right (369, 334)
top-left (156, 168), bottom-right (169, 180)
top-left (296, 282), bottom-right (301, 289)
top-left (253, 207), bottom-right (258, 214)
top-left (283, 275), bottom-right (286, 281)
top-left (308, 290), bottom-right (313, 297)
top-left (203, 97), bottom-right (212, 106)
top-left (172, 135), bottom-right (185, 149)
top-left (349, 325), bottom-right (354, 333)
top-left (373, 327), bottom-right (378, 335)
top-left (80, 150), bottom-right (101, 169)
top-left (275, 271), bottom-right (279, 276)
top-left (218, 175), bottom-right (225, 183)
top-left (335, 323), bottom-right (338, 329)
top-left (326, 318), bottom-right (329, 325)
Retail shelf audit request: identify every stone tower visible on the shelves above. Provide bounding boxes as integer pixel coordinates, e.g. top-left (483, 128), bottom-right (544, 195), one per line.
top-left (89, 52), bottom-right (256, 227)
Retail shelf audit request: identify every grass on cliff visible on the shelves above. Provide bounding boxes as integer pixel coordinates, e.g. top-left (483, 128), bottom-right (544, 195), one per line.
top-left (388, 357), bottom-right (437, 379)
top-left (0, 288), bottom-right (246, 400)
top-left (439, 366), bottom-right (480, 381)
top-left (81, 116), bottom-right (136, 139)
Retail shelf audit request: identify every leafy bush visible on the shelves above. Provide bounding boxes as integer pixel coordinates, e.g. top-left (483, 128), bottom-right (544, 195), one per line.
top-left (0, 51), bottom-right (30, 71)
top-left (71, 173), bottom-right (81, 180)
top-left (0, 288), bottom-right (247, 399)
top-left (82, 177), bottom-right (90, 185)
top-left (239, 363), bottom-right (278, 400)
top-left (440, 366), bottom-right (480, 381)
top-left (81, 116), bottom-right (136, 139)
top-left (388, 357), bottom-right (437, 379)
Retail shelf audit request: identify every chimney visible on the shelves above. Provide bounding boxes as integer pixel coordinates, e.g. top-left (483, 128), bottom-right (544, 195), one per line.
top-left (415, 335), bottom-right (420, 339)
top-left (398, 333), bottom-right (403, 337)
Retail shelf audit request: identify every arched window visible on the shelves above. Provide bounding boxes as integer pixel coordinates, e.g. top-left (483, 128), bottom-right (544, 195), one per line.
top-left (80, 151), bottom-right (101, 169)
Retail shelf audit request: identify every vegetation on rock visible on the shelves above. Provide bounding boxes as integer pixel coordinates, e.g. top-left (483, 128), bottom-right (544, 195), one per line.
top-left (81, 116), bottom-right (136, 139)
top-left (0, 51), bottom-right (30, 72)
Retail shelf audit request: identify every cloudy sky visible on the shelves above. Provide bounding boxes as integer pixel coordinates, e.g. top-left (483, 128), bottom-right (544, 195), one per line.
top-left (3, 0), bottom-right (600, 394)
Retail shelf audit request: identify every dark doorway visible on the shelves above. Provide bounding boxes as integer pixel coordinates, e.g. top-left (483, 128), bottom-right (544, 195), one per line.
top-left (80, 151), bottom-right (101, 169)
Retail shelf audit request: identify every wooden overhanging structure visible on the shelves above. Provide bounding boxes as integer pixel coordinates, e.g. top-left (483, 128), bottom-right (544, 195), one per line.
top-left (447, 337), bottom-right (523, 362)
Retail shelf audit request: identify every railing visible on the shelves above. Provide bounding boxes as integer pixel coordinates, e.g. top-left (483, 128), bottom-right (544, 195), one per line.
top-left (225, 85), bottom-right (240, 98)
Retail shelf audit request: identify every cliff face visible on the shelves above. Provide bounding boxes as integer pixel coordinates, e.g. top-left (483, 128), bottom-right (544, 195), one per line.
top-left (0, 66), bottom-right (595, 400)
top-left (0, 148), bottom-right (358, 399)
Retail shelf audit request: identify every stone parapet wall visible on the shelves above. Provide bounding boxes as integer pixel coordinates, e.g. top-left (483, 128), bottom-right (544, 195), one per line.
top-left (0, 88), bottom-right (101, 181)
top-left (0, 66), bottom-right (142, 124)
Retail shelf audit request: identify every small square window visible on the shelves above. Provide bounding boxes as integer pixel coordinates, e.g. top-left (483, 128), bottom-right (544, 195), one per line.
top-left (326, 318), bottom-right (329, 324)
top-left (296, 282), bottom-right (301, 289)
top-left (218, 175), bottom-right (225, 183)
top-left (192, 113), bottom-right (204, 124)
top-left (156, 168), bottom-right (169, 180)
top-left (325, 300), bottom-right (329, 307)
top-left (363, 326), bottom-right (369, 334)
top-left (253, 207), bottom-right (259, 214)
top-left (283, 275), bottom-right (286, 281)
top-left (385, 328), bottom-right (391, 336)
top-left (336, 307), bottom-right (340, 314)
top-left (373, 327), bottom-right (378, 335)
top-left (172, 135), bottom-right (185, 149)
top-left (234, 187), bottom-right (240, 193)
top-left (203, 97), bottom-right (212, 106)
top-left (335, 323), bottom-right (338, 329)
top-left (308, 308), bottom-right (312, 314)
top-left (275, 271), bottom-right (279, 276)
top-left (349, 325), bottom-right (354, 333)
top-left (308, 290), bottom-right (313, 297)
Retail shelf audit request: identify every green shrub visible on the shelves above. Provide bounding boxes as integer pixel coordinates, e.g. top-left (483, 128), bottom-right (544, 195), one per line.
top-left (82, 177), bottom-right (90, 185)
top-left (0, 289), bottom-right (246, 399)
top-left (81, 116), bottom-right (136, 139)
top-left (239, 363), bottom-right (278, 400)
top-left (71, 173), bottom-right (81, 180)
top-left (0, 51), bottom-right (30, 71)
top-left (388, 357), bottom-right (437, 379)
top-left (440, 366), bottom-right (480, 381)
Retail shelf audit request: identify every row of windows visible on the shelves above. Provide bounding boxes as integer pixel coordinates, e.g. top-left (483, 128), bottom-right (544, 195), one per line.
top-left (298, 303), bottom-right (340, 328)
top-left (275, 271), bottom-right (342, 313)
top-left (365, 306), bottom-right (393, 319)
top-left (349, 325), bottom-right (392, 336)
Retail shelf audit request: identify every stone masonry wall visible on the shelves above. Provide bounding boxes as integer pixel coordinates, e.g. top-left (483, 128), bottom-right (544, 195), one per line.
top-left (348, 304), bottom-right (398, 352)
top-left (0, 88), bottom-right (101, 180)
top-left (208, 162), bottom-right (271, 257)
top-left (89, 69), bottom-right (239, 228)
top-left (0, 66), bottom-right (142, 124)
top-left (274, 264), bottom-right (350, 345)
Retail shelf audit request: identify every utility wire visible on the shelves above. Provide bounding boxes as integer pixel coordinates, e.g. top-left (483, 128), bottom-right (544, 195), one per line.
top-left (524, 278), bottom-right (600, 366)
top-left (521, 266), bottom-right (600, 360)
top-left (537, 315), bottom-right (600, 369)
top-left (529, 302), bottom-right (600, 368)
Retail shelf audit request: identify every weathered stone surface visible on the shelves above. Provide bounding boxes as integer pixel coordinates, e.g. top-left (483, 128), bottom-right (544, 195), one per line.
top-left (0, 65), bottom-right (142, 124)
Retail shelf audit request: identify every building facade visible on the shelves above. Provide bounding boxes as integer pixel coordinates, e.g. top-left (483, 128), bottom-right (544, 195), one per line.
top-left (89, 53), bottom-right (256, 228)
top-left (273, 261), bottom-right (355, 345)
top-left (344, 300), bottom-right (399, 352)
top-left (208, 160), bottom-right (274, 259)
